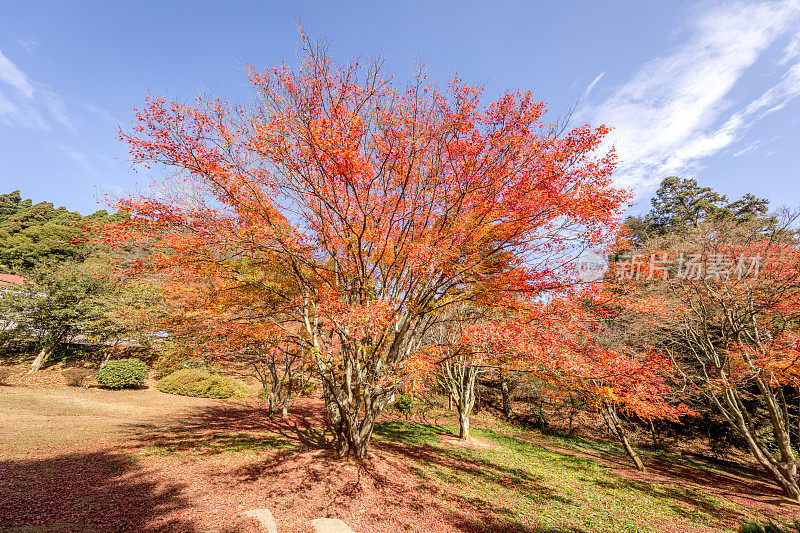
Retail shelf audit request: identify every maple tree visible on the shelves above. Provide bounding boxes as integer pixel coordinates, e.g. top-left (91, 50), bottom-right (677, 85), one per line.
top-left (414, 305), bottom-right (491, 441)
top-left (605, 211), bottom-right (800, 499)
top-left (108, 37), bottom-right (626, 457)
top-left (443, 296), bottom-right (690, 471)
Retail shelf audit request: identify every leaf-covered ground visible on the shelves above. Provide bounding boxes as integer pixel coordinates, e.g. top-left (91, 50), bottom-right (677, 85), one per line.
top-left (0, 385), bottom-right (797, 532)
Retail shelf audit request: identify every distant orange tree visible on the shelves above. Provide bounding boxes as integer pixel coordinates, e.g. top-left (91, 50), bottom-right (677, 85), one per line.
top-left (604, 212), bottom-right (800, 500)
top-left (107, 37), bottom-right (626, 457)
top-left (433, 296), bottom-right (691, 471)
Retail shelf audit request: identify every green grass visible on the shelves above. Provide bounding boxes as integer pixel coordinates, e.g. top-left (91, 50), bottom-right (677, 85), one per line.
top-left (373, 421), bottom-right (770, 533)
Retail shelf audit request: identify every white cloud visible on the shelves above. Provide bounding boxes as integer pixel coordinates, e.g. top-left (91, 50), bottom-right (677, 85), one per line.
top-left (733, 139), bottom-right (764, 157)
top-left (56, 144), bottom-right (89, 167)
top-left (586, 0), bottom-right (800, 195)
top-left (779, 30), bottom-right (800, 64)
top-left (0, 51), bottom-right (34, 98)
top-left (0, 49), bottom-right (73, 131)
top-left (582, 73), bottom-right (604, 97)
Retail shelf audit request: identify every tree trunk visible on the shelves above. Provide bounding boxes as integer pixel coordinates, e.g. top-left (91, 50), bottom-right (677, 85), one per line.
top-left (619, 431), bottom-right (646, 472)
top-left (602, 402), bottom-right (645, 472)
top-left (712, 381), bottom-right (800, 501)
top-left (568, 396), bottom-right (577, 433)
top-left (649, 419), bottom-right (659, 448)
top-left (459, 409), bottom-right (470, 440)
top-left (30, 329), bottom-right (67, 372)
top-left (441, 358), bottom-right (479, 442)
top-left (500, 374), bottom-right (513, 419)
top-left (322, 379), bottom-right (386, 458)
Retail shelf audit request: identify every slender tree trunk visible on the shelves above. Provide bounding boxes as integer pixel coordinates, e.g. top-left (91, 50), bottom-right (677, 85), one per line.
top-left (602, 402), bottom-right (645, 472)
top-left (711, 381), bottom-right (800, 501)
top-left (619, 432), bottom-right (646, 472)
top-left (500, 374), bottom-right (513, 419)
top-left (281, 375), bottom-right (293, 418)
top-left (796, 385), bottom-right (800, 448)
top-left (649, 419), bottom-right (659, 448)
top-left (441, 358), bottom-right (479, 441)
top-left (30, 329), bottom-right (68, 372)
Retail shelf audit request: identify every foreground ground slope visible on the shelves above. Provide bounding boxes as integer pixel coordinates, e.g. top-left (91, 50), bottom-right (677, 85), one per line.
top-left (0, 385), bottom-right (797, 532)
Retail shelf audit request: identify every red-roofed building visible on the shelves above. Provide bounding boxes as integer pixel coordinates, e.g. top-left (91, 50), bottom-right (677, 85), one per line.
top-left (0, 273), bottom-right (31, 287)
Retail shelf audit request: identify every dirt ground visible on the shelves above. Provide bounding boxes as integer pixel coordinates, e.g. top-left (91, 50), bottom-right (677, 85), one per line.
top-left (1, 383), bottom-right (798, 532)
top-left (0, 386), bottom-right (500, 532)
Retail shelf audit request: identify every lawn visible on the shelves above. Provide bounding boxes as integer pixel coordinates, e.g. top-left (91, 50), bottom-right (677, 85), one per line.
top-left (0, 385), bottom-right (796, 532)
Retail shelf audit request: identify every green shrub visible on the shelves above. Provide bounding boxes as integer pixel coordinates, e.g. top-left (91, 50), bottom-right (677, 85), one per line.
top-left (295, 379), bottom-right (317, 397)
top-left (393, 393), bottom-right (414, 418)
top-left (739, 520), bottom-right (791, 533)
top-left (153, 351), bottom-right (210, 379)
top-left (62, 367), bottom-right (94, 387)
top-left (53, 344), bottom-right (95, 362)
top-left (157, 368), bottom-right (246, 399)
top-left (97, 358), bottom-right (149, 389)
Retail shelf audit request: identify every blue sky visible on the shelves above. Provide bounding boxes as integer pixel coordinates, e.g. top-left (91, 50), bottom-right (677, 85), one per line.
top-left (1, 0), bottom-right (799, 215)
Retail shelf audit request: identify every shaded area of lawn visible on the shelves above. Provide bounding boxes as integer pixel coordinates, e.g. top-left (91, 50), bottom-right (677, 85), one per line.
top-left (0, 452), bottom-right (195, 532)
top-left (517, 425), bottom-right (800, 522)
top-left (372, 421), bottom-right (778, 533)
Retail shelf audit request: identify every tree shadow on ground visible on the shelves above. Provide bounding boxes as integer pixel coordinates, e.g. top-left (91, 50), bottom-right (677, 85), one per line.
top-left (553, 438), bottom-right (799, 522)
top-left (125, 402), bottom-right (587, 532)
top-left (226, 442), bottom-right (571, 533)
top-left (0, 451), bottom-right (196, 532)
top-left (370, 422), bottom-right (584, 532)
top-left (632, 454), bottom-right (798, 518)
top-left (125, 399), bottom-right (331, 456)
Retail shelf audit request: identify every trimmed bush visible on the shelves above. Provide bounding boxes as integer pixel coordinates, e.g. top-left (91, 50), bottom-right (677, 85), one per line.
top-left (97, 358), bottom-right (149, 389)
top-left (62, 367), bottom-right (94, 387)
top-left (157, 368), bottom-right (246, 399)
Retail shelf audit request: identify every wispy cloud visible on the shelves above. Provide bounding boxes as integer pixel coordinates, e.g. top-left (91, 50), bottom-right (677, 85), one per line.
top-left (733, 139), bottom-right (764, 158)
top-left (16, 37), bottom-right (40, 54)
top-left (0, 49), bottom-right (73, 131)
top-left (585, 0), bottom-right (800, 195)
top-left (0, 51), bottom-right (34, 98)
top-left (779, 29), bottom-right (800, 65)
top-left (582, 73), bottom-right (604, 98)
